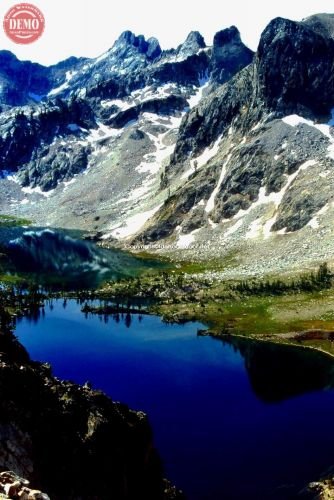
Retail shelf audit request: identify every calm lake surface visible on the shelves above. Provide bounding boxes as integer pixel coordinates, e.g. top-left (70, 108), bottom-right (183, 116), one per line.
top-left (15, 299), bottom-right (334, 500)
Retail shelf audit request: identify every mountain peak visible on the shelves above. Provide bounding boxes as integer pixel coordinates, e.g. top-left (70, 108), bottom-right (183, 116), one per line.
top-left (0, 50), bottom-right (19, 63)
top-left (302, 13), bottom-right (334, 40)
top-left (210, 26), bottom-right (253, 85)
top-left (257, 15), bottom-right (334, 116)
top-left (146, 37), bottom-right (162, 60)
top-left (112, 31), bottom-right (161, 60)
top-left (178, 31), bottom-right (206, 57)
top-left (213, 26), bottom-right (242, 47)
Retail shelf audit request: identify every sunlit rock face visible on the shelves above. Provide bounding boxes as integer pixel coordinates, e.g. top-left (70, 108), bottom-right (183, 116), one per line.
top-left (2, 16), bottom-right (334, 276)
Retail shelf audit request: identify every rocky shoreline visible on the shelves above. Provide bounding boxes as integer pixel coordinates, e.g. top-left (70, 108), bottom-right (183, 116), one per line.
top-left (301, 475), bottom-right (334, 499)
top-left (2, 264), bottom-right (334, 499)
top-left (0, 324), bottom-right (183, 499)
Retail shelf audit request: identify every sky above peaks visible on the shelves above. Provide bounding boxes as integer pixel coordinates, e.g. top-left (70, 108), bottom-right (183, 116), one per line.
top-left (0, 0), bottom-right (333, 65)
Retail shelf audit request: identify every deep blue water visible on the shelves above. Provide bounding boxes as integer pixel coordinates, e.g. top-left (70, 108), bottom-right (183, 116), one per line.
top-left (15, 299), bottom-right (334, 500)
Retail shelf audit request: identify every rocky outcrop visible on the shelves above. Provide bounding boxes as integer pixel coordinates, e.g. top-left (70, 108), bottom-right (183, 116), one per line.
top-left (0, 51), bottom-right (49, 107)
top-left (176, 31), bottom-right (206, 58)
top-left (301, 475), bottom-right (334, 499)
top-left (171, 16), bottom-right (334, 168)
top-left (65, 30), bottom-right (164, 102)
top-left (302, 13), bottom-right (334, 39)
top-left (210, 26), bottom-right (253, 86)
top-left (0, 99), bottom-right (95, 168)
top-left (0, 51), bottom-right (85, 107)
top-left (0, 98), bottom-right (95, 189)
top-left (18, 143), bottom-right (90, 192)
top-left (211, 120), bottom-right (330, 225)
top-left (0, 327), bottom-right (179, 499)
top-left (137, 14), bottom-right (334, 246)
top-left (0, 471), bottom-right (49, 500)
top-left (112, 31), bottom-right (162, 61)
top-left (137, 164), bottom-right (220, 242)
top-left (169, 64), bottom-right (254, 167)
top-left (256, 16), bottom-right (334, 116)
top-left (106, 95), bottom-right (188, 129)
top-left (147, 50), bottom-right (210, 88)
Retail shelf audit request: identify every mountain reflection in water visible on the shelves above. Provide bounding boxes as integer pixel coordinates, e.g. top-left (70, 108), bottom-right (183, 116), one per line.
top-left (15, 299), bottom-right (334, 499)
top-left (1, 228), bottom-right (165, 289)
top-left (221, 336), bottom-right (334, 402)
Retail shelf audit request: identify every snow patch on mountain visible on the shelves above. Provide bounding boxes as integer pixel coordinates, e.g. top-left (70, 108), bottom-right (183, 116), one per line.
top-left (176, 228), bottom-right (200, 249)
top-left (283, 113), bottom-right (334, 159)
top-left (87, 122), bottom-right (122, 143)
top-left (182, 134), bottom-right (224, 180)
top-left (245, 218), bottom-right (263, 239)
top-left (205, 153), bottom-right (231, 213)
top-left (132, 84), bottom-right (179, 104)
top-left (48, 70), bottom-right (77, 97)
top-left (63, 178), bottom-right (77, 191)
top-left (22, 185), bottom-right (55, 198)
top-left (107, 204), bottom-right (163, 239)
top-left (137, 131), bottom-right (174, 175)
top-left (100, 99), bottom-right (131, 111)
top-left (234, 159), bottom-right (318, 224)
top-left (307, 202), bottom-right (330, 229)
top-left (187, 75), bottom-right (210, 109)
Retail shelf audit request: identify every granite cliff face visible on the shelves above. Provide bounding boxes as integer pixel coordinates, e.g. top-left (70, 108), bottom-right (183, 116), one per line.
top-left (1, 15), bottom-right (334, 276)
top-left (257, 16), bottom-right (334, 116)
top-left (133, 14), bottom-right (334, 277)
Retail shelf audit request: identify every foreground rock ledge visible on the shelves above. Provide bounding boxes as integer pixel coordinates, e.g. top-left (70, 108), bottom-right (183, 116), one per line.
top-left (0, 470), bottom-right (49, 499)
top-left (0, 330), bottom-right (183, 499)
top-left (301, 477), bottom-right (334, 499)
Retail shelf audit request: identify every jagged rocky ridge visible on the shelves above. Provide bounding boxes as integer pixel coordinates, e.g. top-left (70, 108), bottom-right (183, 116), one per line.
top-left (142, 14), bottom-right (334, 239)
top-left (1, 15), bottom-right (334, 275)
top-left (0, 325), bottom-right (181, 499)
top-left (0, 51), bottom-right (83, 107)
top-left (131, 14), bottom-right (334, 275)
top-left (0, 24), bottom-right (253, 233)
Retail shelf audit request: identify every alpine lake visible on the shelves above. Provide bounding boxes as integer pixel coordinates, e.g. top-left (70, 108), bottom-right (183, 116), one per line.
top-left (2, 226), bottom-right (334, 500)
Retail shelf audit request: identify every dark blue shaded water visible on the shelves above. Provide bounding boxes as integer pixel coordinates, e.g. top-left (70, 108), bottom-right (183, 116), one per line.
top-left (15, 299), bottom-right (334, 499)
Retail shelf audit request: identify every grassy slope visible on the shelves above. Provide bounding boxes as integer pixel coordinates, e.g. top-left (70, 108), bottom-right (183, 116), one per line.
top-left (98, 258), bottom-right (334, 357)
top-left (157, 285), bottom-right (334, 356)
top-left (0, 214), bottom-right (31, 227)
